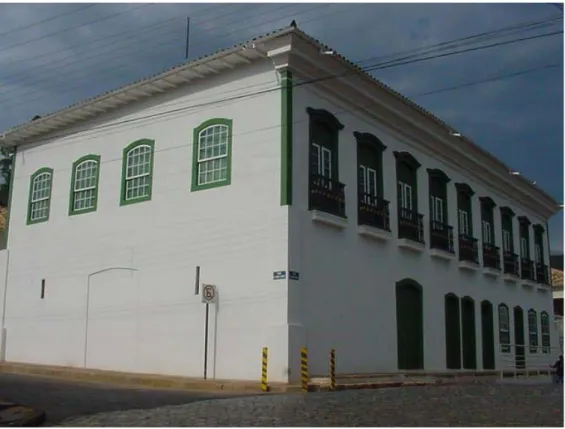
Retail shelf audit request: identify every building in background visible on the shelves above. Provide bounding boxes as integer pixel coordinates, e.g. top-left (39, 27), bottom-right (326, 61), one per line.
top-left (551, 254), bottom-right (563, 350)
top-left (0, 25), bottom-right (561, 382)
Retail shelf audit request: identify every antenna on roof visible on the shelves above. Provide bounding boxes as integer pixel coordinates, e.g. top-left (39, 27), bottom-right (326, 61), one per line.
top-left (185, 17), bottom-right (191, 60)
top-left (290, 19), bottom-right (297, 28)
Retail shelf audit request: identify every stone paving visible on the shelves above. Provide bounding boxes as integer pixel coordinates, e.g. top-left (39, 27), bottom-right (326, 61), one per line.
top-left (59, 382), bottom-right (564, 427)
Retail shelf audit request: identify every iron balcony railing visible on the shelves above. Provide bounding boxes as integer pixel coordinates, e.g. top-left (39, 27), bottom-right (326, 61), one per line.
top-left (397, 208), bottom-right (424, 243)
top-left (309, 174), bottom-right (346, 218)
top-left (503, 251), bottom-right (520, 277)
top-left (429, 221), bottom-right (454, 253)
top-left (459, 235), bottom-right (479, 264)
top-left (483, 243), bottom-right (501, 270)
top-left (535, 263), bottom-right (549, 285)
top-left (520, 258), bottom-right (535, 281)
top-left (358, 193), bottom-right (390, 231)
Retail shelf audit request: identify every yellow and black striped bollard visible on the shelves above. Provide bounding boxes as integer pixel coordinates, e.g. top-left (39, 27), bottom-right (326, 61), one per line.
top-left (329, 348), bottom-right (336, 391)
top-left (300, 347), bottom-right (309, 392)
top-left (261, 347), bottom-right (269, 392)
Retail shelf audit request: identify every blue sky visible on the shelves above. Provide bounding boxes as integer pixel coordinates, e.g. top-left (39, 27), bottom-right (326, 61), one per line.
top-left (0, 2), bottom-right (563, 253)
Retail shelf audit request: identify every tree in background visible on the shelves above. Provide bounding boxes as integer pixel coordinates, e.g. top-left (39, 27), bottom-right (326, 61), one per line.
top-left (0, 146), bottom-right (13, 207)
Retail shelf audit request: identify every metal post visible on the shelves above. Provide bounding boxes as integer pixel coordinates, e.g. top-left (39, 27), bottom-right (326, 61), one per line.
top-left (300, 347), bottom-right (308, 392)
top-left (329, 348), bottom-right (336, 391)
top-left (261, 347), bottom-right (268, 392)
top-left (185, 17), bottom-right (190, 60)
top-left (204, 303), bottom-right (209, 379)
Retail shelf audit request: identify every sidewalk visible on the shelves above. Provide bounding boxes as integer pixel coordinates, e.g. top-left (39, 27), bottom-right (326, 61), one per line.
top-left (0, 399), bottom-right (45, 427)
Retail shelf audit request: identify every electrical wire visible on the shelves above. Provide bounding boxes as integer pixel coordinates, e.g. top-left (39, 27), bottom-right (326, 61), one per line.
top-left (410, 63), bottom-right (560, 98)
top-left (0, 8), bottom-right (559, 105)
top-left (0, 3), bottom-right (332, 103)
top-left (0, 4), bottom-right (98, 39)
top-left (0, 3), bottom-right (153, 54)
top-left (4, 24), bottom-right (561, 157)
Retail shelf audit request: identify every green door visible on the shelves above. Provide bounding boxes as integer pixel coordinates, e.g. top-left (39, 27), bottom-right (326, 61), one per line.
top-left (461, 297), bottom-right (477, 369)
top-left (481, 300), bottom-right (495, 370)
top-left (445, 294), bottom-right (461, 369)
top-left (514, 306), bottom-right (525, 369)
top-left (396, 280), bottom-right (424, 370)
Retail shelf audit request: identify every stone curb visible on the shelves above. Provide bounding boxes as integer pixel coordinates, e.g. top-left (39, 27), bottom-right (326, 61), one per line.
top-left (0, 400), bottom-right (46, 427)
top-left (0, 362), bottom-right (294, 394)
top-left (307, 379), bottom-right (465, 392)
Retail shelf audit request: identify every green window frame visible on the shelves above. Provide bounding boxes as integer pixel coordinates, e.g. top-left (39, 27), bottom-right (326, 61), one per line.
top-left (191, 118), bottom-right (233, 192)
top-left (69, 154), bottom-right (101, 215)
top-left (120, 139), bottom-right (155, 206)
top-left (498, 303), bottom-right (510, 353)
top-left (528, 309), bottom-right (538, 353)
top-left (27, 167), bottom-right (54, 225)
top-left (540, 311), bottom-right (550, 353)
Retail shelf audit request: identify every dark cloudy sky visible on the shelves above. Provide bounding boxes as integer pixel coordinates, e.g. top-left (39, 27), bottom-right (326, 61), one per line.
top-left (0, 2), bottom-right (563, 252)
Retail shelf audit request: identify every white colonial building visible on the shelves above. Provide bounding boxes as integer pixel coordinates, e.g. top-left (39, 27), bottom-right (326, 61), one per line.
top-left (0, 25), bottom-right (560, 383)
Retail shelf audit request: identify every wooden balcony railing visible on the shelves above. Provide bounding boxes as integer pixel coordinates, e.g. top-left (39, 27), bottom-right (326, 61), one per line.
top-left (483, 243), bottom-right (501, 270)
top-left (398, 208), bottom-right (424, 243)
top-left (459, 235), bottom-right (479, 264)
top-left (429, 221), bottom-right (454, 253)
top-left (309, 174), bottom-right (346, 218)
top-left (358, 194), bottom-right (390, 231)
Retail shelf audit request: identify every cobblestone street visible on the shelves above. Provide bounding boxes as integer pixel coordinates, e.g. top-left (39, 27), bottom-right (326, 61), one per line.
top-left (60, 382), bottom-right (564, 427)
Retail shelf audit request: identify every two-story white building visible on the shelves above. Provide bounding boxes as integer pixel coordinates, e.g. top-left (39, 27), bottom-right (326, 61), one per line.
top-left (0, 25), bottom-right (560, 383)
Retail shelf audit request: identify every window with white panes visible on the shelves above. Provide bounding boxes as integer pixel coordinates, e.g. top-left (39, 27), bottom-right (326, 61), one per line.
top-left (541, 312), bottom-right (550, 352)
top-left (398, 181), bottom-right (413, 220)
top-left (197, 124), bottom-right (229, 186)
top-left (498, 304), bottom-right (510, 352)
top-left (28, 169), bottom-right (53, 224)
top-left (502, 229), bottom-right (511, 252)
top-left (535, 244), bottom-right (542, 264)
top-left (528, 310), bottom-right (538, 353)
top-left (359, 165), bottom-right (377, 202)
top-left (482, 220), bottom-right (492, 244)
top-left (124, 144), bottom-right (153, 201)
top-left (71, 158), bottom-right (99, 213)
top-left (520, 237), bottom-right (528, 258)
top-left (430, 196), bottom-right (444, 223)
top-left (459, 209), bottom-right (469, 236)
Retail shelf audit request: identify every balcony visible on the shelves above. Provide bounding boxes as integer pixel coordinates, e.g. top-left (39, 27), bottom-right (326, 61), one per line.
top-left (482, 243), bottom-right (501, 276)
top-left (357, 194), bottom-right (392, 241)
top-left (429, 221), bottom-right (454, 260)
top-left (459, 235), bottom-right (480, 270)
top-left (358, 194), bottom-right (390, 230)
top-left (520, 258), bottom-right (535, 284)
top-left (309, 174), bottom-right (346, 225)
top-left (397, 208), bottom-right (424, 252)
top-left (502, 251), bottom-right (520, 282)
top-left (535, 263), bottom-right (549, 286)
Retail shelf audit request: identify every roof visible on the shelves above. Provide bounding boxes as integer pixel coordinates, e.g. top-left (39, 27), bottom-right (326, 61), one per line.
top-left (0, 24), bottom-right (561, 213)
top-left (553, 268), bottom-right (564, 289)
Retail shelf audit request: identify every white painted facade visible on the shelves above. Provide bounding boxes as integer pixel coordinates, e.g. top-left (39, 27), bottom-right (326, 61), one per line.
top-left (0, 59), bottom-right (293, 382)
top-left (288, 83), bottom-right (558, 377)
top-left (0, 27), bottom-right (560, 384)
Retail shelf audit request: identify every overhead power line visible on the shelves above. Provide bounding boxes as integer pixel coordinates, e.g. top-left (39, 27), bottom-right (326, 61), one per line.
top-left (0, 3), bottom-right (152, 54)
top-left (410, 63), bottom-right (560, 98)
top-left (0, 4), bottom-right (98, 39)
top-left (4, 26), bottom-right (561, 160)
top-left (1, 9), bottom-right (560, 115)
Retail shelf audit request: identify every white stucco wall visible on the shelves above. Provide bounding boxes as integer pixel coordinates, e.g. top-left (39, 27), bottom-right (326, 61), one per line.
top-left (288, 83), bottom-right (558, 378)
top-left (2, 60), bottom-right (291, 382)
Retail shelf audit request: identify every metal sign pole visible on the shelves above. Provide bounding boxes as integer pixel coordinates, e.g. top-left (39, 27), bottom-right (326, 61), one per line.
top-left (204, 302), bottom-right (209, 379)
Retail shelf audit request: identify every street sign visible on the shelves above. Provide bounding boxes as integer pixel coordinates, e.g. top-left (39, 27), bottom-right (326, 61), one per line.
top-left (201, 284), bottom-right (217, 304)
top-left (273, 271), bottom-right (286, 280)
top-left (289, 271), bottom-right (300, 281)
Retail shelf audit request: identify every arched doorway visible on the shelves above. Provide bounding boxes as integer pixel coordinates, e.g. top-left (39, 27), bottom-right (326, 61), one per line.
top-left (461, 296), bottom-right (477, 370)
top-left (514, 306), bottom-right (525, 369)
top-left (481, 300), bottom-right (495, 370)
top-left (396, 279), bottom-right (424, 370)
top-left (444, 293), bottom-right (461, 369)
